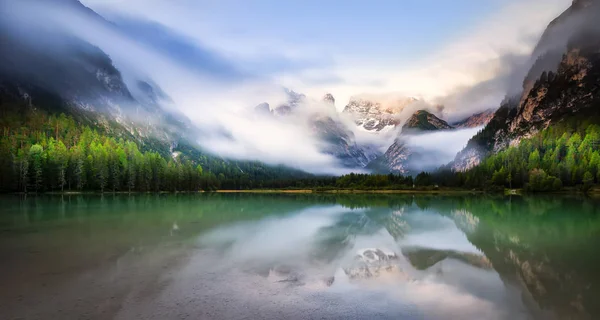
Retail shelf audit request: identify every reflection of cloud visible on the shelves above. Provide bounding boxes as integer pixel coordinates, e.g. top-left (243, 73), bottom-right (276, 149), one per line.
top-left (158, 202), bottom-right (531, 319)
top-left (198, 206), bottom-right (348, 265)
top-left (399, 280), bottom-right (508, 320)
top-left (400, 212), bottom-right (482, 254)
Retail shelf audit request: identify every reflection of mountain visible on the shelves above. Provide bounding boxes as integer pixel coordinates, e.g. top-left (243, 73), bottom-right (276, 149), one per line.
top-left (449, 197), bottom-right (600, 320)
top-left (339, 194), bottom-right (600, 319)
top-left (402, 248), bottom-right (492, 270)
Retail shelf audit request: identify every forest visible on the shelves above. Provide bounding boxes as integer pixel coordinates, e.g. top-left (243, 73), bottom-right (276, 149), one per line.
top-left (434, 117), bottom-right (600, 192)
top-left (0, 108), bottom-right (310, 193)
top-left (2, 105), bottom-right (600, 193)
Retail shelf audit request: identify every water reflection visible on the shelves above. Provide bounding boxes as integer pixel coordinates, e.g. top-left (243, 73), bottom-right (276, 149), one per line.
top-left (0, 194), bottom-right (599, 319)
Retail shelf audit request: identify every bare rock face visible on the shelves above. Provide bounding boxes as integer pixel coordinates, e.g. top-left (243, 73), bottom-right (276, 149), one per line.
top-left (452, 109), bottom-right (495, 128)
top-left (273, 89), bottom-right (306, 116)
top-left (367, 139), bottom-right (412, 174)
top-left (343, 97), bottom-right (417, 132)
top-left (310, 115), bottom-right (372, 168)
top-left (259, 91), bottom-right (372, 168)
top-left (451, 147), bottom-right (485, 172)
top-left (368, 110), bottom-right (453, 173)
top-left (450, 0), bottom-right (600, 172)
top-left (322, 93), bottom-right (335, 106)
top-left (510, 49), bottom-right (597, 135)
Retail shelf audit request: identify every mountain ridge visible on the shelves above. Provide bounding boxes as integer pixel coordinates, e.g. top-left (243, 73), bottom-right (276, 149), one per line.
top-left (367, 110), bottom-right (454, 174)
top-left (452, 0), bottom-right (600, 172)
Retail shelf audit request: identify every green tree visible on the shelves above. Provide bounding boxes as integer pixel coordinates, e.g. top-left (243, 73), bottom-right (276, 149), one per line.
top-left (29, 144), bottom-right (44, 192)
top-left (528, 149), bottom-right (540, 170)
top-left (16, 149), bottom-right (29, 193)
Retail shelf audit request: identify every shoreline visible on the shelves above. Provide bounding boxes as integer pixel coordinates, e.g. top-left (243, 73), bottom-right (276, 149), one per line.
top-left (2, 187), bottom-right (598, 196)
top-left (215, 189), bottom-right (483, 194)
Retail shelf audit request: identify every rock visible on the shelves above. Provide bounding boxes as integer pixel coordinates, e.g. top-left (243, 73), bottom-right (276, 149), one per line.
top-left (451, 0), bottom-right (600, 171)
top-left (402, 110), bottom-right (453, 132)
top-left (322, 93), bottom-right (335, 106)
top-left (367, 110), bottom-right (453, 173)
top-left (451, 109), bottom-right (496, 128)
top-left (254, 102), bottom-right (271, 115)
top-left (343, 97), bottom-right (417, 132)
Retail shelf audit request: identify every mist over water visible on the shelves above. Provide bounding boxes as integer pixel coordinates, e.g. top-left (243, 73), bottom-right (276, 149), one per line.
top-left (3, 194), bottom-right (599, 319)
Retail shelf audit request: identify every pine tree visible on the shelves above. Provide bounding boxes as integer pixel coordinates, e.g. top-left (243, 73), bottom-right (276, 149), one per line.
top-left (29, 144), bottom-right (44, 192)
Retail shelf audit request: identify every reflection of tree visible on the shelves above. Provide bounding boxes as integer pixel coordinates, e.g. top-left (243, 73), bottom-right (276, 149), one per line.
top-left (310, 211), bottom-right (370, 263)
top-left (365, 208), bottom-right (411, 240)
top-left (402, 248), bottom-right (492, 270)
top-left (452, 196), bottom-right (600, 320)
top-left (10, 193), bottom-right (600, 319)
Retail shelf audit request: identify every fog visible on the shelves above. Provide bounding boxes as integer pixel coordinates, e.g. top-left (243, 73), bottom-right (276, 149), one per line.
top-left (2, 0), bottom-right (585, 175)
top-left (1, 0), bottom-right (359, 174)
top-left (437, 0), bottom-right (600, 121)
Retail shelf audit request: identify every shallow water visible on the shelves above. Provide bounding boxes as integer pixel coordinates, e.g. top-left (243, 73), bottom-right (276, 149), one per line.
top-left (1, 194), bottom-right (599, 319)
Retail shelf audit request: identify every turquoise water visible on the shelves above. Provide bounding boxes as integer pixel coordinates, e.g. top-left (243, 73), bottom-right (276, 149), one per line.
top-left (0, 194), bottom-right (599, 319)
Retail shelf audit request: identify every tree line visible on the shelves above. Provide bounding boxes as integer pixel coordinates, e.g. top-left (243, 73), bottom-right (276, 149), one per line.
top-left (0, 114), bottom-right (209, 193)
top-left (2, 106), bottom-right (599, 193)
top-left (0, 102), bottom-right (316, 193)
top-left (434, 118), bottom-right (600, 192)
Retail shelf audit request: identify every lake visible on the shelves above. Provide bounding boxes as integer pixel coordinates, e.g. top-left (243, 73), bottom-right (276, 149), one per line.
top-left (0, 194), bottom-right (599, 320)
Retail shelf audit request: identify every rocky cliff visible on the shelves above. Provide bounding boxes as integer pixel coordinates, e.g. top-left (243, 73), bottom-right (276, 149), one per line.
top-left (343, 96), bottom-right (417, 132)
top-left (451, 109), bottom-right (495, 128)
top-left (368, 110), bottom-right (453, 174)
top-left (452, 0), bottom-right (600, 171)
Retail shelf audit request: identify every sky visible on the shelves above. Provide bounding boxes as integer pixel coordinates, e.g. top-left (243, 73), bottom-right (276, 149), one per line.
top-left (81, 0), bottom-right (570, 112)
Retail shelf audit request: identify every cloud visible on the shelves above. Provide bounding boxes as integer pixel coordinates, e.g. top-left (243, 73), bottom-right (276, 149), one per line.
top-left (81, 0), bottom-right (569, 110)
top-left (4, 0), bottom-right (574, 175)
top-left (101, 12), bottom-right (251, 81)
top-left (2, 0), bottom-right (357, 174)
top-left (403, 128), bottom-right (484, 172)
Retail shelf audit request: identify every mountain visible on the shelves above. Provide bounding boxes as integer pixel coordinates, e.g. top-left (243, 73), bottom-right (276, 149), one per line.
top-left (0, 0), bottom-right (197, 145)
top-left (254, 102), bottom-right (272, 115)
top-left (261, 92), bottom-right (372, 168)
top-left (0, 0), bottom-right (314, 192)
top-left (273, 89), bottom-right (306, 116)
top-left (322, 93), bottom-right (336, 106)
top-left (314, 94), bottom-right (375, 167)
top-left (314, 94), bottom-right (383, 167)
top-left (402, 109), bottom-right (453, 132)
top-left (343, 96), bottom-right (418, 132)
top-left (310, 115), bottom-right (372, 168)
top-left (368, 110), bottom-right (453, 174)
top-left (451, 109), bottom-right (495, 128)
top-left (452, 0), bottom-right (600, 172)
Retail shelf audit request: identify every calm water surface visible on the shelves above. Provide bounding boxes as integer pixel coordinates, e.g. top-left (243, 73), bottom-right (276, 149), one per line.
top-left (1, 194), bottom-right (599, 320)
